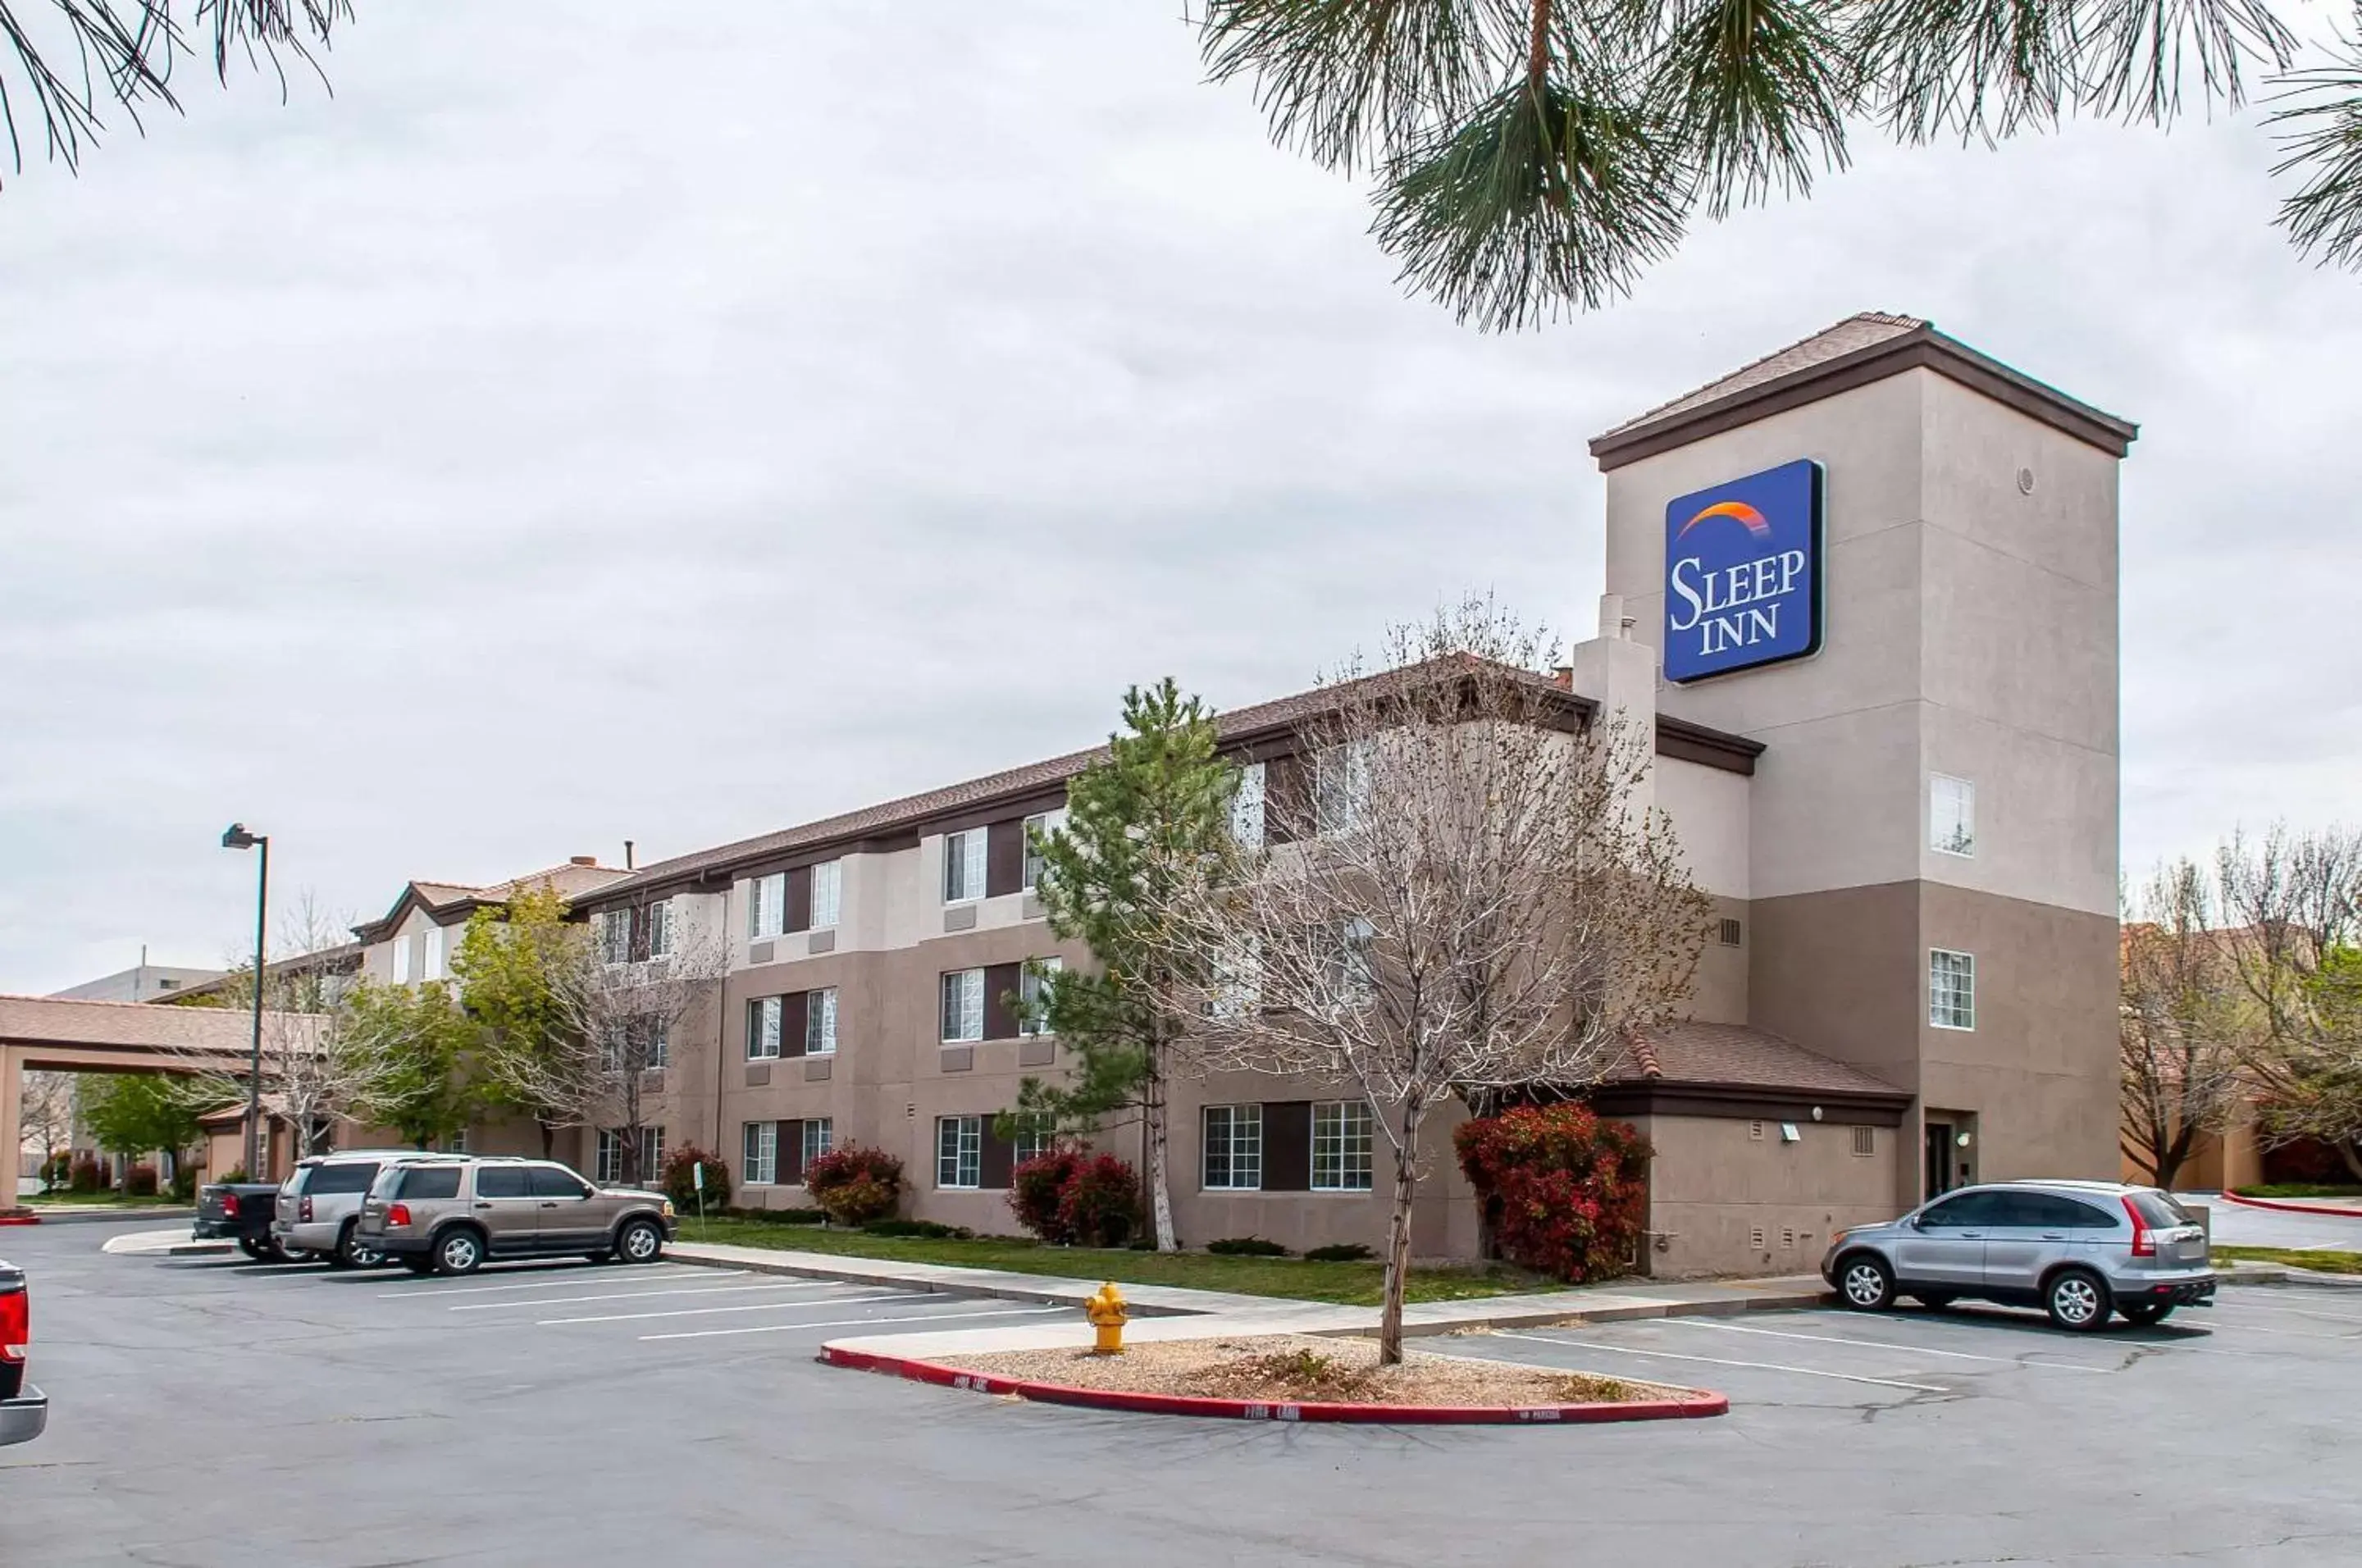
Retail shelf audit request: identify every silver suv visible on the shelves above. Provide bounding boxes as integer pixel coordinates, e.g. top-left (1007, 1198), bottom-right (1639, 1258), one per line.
top-left (353, 1156), bottom-right (677, 1277)
top-left (272, 1150), bottom-right (415, 1269)
top-left (1822, 1180), bottom-right (2215, 1331)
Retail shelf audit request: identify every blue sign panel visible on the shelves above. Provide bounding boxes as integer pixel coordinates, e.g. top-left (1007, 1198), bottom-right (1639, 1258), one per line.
top-left (1662, 458), bottom-right (1824, 684)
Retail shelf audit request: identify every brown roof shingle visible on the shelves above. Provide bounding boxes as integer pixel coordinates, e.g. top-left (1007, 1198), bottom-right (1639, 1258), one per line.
top-left (1604, 1019), bottom-right (1902, 1098)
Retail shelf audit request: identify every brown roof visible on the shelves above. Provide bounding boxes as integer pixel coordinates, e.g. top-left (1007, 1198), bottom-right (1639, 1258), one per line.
top-left (1605, 1019), bottom-right (1902, 1098)
top-left (353, 862), bottom-right (633, 941)
top-left (582, 659), bottom-right (1598, 905)
top-left (1589, 312), bottom-right (2137, 471)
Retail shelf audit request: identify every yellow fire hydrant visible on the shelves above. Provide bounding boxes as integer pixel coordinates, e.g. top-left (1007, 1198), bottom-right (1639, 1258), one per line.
top-left (1086, 1281), bottom-right (1129, 1356)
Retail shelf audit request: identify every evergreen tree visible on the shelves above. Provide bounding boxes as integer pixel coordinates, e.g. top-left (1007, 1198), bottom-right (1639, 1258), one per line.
top-left (1005, 679), bottom-right (1240, 1252)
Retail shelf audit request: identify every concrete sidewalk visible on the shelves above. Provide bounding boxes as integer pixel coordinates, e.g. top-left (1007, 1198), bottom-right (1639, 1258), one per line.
top-left (101, 1227), bottom-right (230, 1258)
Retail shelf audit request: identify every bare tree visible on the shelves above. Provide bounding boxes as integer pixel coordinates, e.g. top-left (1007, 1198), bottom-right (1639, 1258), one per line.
top-left (2218, 824), bottom-right (2362, 1178)
top-left (2118, 862), bottom-right (2255, 1188)
top-left (558, 894), bottom-right (727, 1185)
top-left (185, 891), bottom-right (367, 1155)
top-left (18, 1071), bottom-right (75, 1186)
top-left (1159, 601), bottom-right (1712, 1363)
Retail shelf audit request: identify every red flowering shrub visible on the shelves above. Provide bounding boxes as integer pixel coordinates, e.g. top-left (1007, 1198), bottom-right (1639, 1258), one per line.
top-left (1453, 1103), bottom-right (1651, 1283)
top-left (125, 1163), bottom-right (160, 1197)
top-left (1054, 1155), bottom-right (1142, 1249)
top-left (802, 1143), bottom-right (905, 1226)
top-left (1008, 1150), bottom-right (1087, 1243)
top-left (662, 1146), bottom-right (732, 1213)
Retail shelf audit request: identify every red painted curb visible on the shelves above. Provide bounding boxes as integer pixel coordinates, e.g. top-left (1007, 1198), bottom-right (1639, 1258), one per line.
top-left (823, 1346), bottom-right (1729, 1424)
top-left (2223, 1191), bottom-right (2362, 1220)
top-left (0, 1215), bottom-right (39, 1227)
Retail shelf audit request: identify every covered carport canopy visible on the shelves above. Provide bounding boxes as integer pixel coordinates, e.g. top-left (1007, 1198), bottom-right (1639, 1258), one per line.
top-left (2, 993), bottom-right (324, 1178)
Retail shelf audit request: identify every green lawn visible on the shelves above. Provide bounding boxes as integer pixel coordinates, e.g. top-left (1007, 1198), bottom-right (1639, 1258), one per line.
top-left (20, 1189), bottom-right (189, 1207)
top-left (2213, 1246), bottom-right (2362, 1274)
top-left (2231, 1183), bottom-right (2362, 1201)
top-left (680, 1218), bottom-right (1544, 1306)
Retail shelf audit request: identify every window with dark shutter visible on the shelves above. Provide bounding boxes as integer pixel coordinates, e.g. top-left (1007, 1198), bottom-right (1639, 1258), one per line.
top-left (628, 906), bottom-right (651, 963)
top-left (986, 818), bottom-right (1028, 897)
top-left (1263, 756), bottom-right (1306, 845)
top-left (780, 1119), bottom-right (806, 1185)
top-left (1261, 1101), bottom-right (1312, 1191)
top-left (978, 1121), bottom-right (1017, 1189)
top-left (786, 864), bottom-right (813, 934)
top-left (983, 961), bottom-right (1023, 1040)
top-left (782, 991), bottom-right (809, 1059)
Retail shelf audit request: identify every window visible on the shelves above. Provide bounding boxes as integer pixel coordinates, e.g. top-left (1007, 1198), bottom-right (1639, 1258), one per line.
top-left (1328, 917), bottom-right (1376, 1007)
top-left (475, 1166), bottom-right (530, 1199)
top-left (1230, 760), bottom-right (1265, 849)
top-left (1022, 810), bottom-right (1065, 892)
top-left (597, 1128), bottom-right (667, 1186)
top-left (943, 829), bottom-right (987, 903)
top-left (937, 1115), bottom-right (982, 1188)
top-left (1205, 937), bottom-right (1261, 1019)
top-left (1018, 958), bottom-right (1061, 1035)
top-left (1931, 774), bottom-right (1976, 857)
top-left (1202, 1104), bottom-right (1263, 1190)
top-left (446, 1128), bottom-right (467, 1154)
top-left (1315, 741), bottom-right (1372, 836)
top-left (1919, 1190), bottom-right (2009, 1228)
top-left (748, 996), bottom-right (784, 1060)
top-left (1929, 949), bottom-right (1976, 1030)
top-left (599, 909), bottom-right (632, 965)
top-left (646, 1020), bottom-right (670, 1069)
top-left (1311, 1101), bottom-right (1374, 1192)
top-left (809, 860), bottom-right (842, 929)
top-left (2128, 1191), bottom-right (2193, 1228)
top-left (395, 1165), bottom-right (463, 1201)
top-left (528, 1165), bottom-right (595, 1200)
top-left (742, 1121), bottom-right (777, 1185)
top-left (940, 969), bottom-right (984, 1042)
top-left (308, 1162), bottom-right (380, 1196)
top-left (157, 978), bottom-right (179, 991)
top-left (800, 1118), bottom-right (833, 1170)
top-left (647, 900), bottom-right (673, 959)
top-left (750, 873), bottom-right (787, 938)
top-left (391, 935), bottom-right (412, 984)
top-left (1012, 1118), bottom-right (1055, 1165)
top-left (423, 924), bottom-right (446, 979)
top-left (595, 1130), bottom-right (623, 1183)
top-left (1850, 1126), bottom-right (1876, 1158)
top-left (805, 987), bottom-right (838, 1055)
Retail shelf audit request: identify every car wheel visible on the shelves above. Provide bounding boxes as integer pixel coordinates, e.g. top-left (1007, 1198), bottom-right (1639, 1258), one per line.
top-left (2045, 1267), bottom-right (2112, 1332)
top-left (433, 1228), bottom-right (486, 1277)
top-left (336, 1225), bottom-right (388, 1270)
top-left (238, 1238), bottom-right (268, 1262)
top-left (1836, 1254), bottom-right (1897, 1312)
top-left (2118, 1301), bottom-right (2174, 1326)
top-left (616, 1218), bottom-right (663, 1265)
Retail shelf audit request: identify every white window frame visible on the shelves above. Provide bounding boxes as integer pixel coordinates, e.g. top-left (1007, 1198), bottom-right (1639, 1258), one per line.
top-left (1330, 916), bottom-right (1376, 1008)
top-left (1205, 935), bottom-right (1261, 1019)
top-left (646, 899), bottom-right (673, 959)
top-left (1315, 740), bottom-right (1372, 836)
top-left (422, 924), bottom-right (446, 981)
top-left (646, 1019), bottom-right (670, 1069)
top-left (750, 873), bottom-right (787, 939)
top-left (598, 909), bottom-right (632, 966)
top-left (1931, 774), bottom-right (1977, 858)
top-left (809, 860), bottom-right (842, 930)
top-left (749, 996), bottom-right (783, 1060)
top-left (1018, 958), bottom-right (1062, 1036)
top-left (742, 1121), bottom-right (777, 1186)
top-left (800, 1118), bottom-right (833, 1171)
top-left (1930, 949), bottom-right (1977, 1031)
top-left (937, 1115), bottom-right (982, 1189)
top-left (940, 969), bottom-right (984, 1043)
top-left (391, 933), bottom-right (412, 984)
top-left (1022, 809), bottom-right (1066, 892)
top-left (1202, 1104), bottom-right (1263, 1191)
top-left (1013, 1119), bottom-right (1055, 1165)
top-left (1230, 760), bottom-right (1266, 849)
top-left (595, 1128), bottom-right (623, 1185)
top-left (805, 987), bottom-right (838, 1055)
top-left (1312, 1101), bottom-right (1375, 1192)
top-left (942, 830), bottom-right (987, 904)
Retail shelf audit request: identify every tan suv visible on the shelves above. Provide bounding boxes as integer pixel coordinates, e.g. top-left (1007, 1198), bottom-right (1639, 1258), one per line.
top-left (353, 1156), bottom-right (677, 1276)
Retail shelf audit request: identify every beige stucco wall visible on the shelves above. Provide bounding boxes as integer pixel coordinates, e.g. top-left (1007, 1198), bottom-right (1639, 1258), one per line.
top-left (1639, 1112), bottom-right (1899, 1278)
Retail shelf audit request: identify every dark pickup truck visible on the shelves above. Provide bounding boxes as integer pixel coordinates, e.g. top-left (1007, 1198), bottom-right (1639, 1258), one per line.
top-left (195, 1181), bottom-right (297, 1261)
top-left (1, 1257), bottom-right (46, 1446)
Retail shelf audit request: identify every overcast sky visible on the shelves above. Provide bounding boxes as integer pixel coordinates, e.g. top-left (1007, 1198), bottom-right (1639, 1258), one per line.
top-left (2, 4), bottom-right (2355, 991)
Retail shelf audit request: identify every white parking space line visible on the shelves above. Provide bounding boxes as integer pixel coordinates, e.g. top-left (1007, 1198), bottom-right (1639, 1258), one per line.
top-left (2218, 1301), bottom-right (2362, 1327)
top-left (641, 1304), bottom-right (1069, 1342)
top-left (1660, 1317), bottom-right (2110, 1372)
top-left (540, 1290), bottom-right (916, 1326)
top-left (1490, 1331), bottom-right (1951, 1394)
top-left (452, 1280), bottom-right (843, 1312)
top-left (377, 1268), bottom-right (735, 1299)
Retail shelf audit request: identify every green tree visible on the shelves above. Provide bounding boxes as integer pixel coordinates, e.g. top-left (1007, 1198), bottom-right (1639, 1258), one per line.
top-left (1197, 0), bottom-right (2356, 330)
top-left (342, 979), bottom-right (481, 1151)
top-left (81, 1073), bottom-right (216, 1168)
top-left (453, 882), bottom-right (598, 1158)
top-left (1003, 678), bottom-right (1242, 1253)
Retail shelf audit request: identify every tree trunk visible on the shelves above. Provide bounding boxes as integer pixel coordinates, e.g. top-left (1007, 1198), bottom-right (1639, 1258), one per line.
top-left (2339, 1138), bottom-right (2362, 1184)
top-left (538, 1119), bottom-right (556, 1159)
top-left (1147, 1060), bottom-right (1178, 1253)
top-left (1379, 1095), bottom-right (1426, 1367)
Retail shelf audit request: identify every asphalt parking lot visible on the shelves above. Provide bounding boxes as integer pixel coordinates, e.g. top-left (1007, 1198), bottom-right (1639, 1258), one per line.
top-left (4, 1221), bottom-right (2360, 1567)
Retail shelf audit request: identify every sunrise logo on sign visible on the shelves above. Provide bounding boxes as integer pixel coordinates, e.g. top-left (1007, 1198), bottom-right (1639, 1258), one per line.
top-left (1662, 458), bottom-right (1824, 684)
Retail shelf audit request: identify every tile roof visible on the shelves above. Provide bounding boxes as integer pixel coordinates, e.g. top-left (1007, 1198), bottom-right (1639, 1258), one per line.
top-left (1605, 1019), bottom-right (1903, 1097)
top-left (1594, 312), bottom-right (1927, 440)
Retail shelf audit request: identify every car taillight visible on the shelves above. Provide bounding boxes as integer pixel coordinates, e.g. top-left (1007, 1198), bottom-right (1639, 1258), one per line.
top-left (0, 1289), bottom-right (26, 1364)
top-left (2123, 1195), bottom-right (2155, 1256)
top-left (221, 1192), bottom-right (239, 1219)
top-left (387, 1204), bottom-right (412, 1228)
top-left (300, 1197), bottom-right (314, 1222)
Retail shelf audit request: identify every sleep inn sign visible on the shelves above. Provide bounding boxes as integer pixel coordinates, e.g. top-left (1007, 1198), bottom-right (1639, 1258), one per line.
top-left (1663, 458), bottom-right (1824, 683)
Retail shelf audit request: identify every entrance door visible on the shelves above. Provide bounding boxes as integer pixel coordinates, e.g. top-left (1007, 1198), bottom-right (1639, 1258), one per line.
top-left (1925, 1121), bottom-right (1956, 1197)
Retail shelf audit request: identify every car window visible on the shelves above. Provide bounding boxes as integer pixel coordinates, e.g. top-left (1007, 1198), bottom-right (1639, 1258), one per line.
top-left (284, 1165), bottom-right (317, 1196)
top-left (1991, 1193), bottom-right (2090, 1228)
top-left (2127, 1191), bottom-right (2191, 1228)
top-left (308, 1163), bottom-right (380, 1196)
top-left (396, 1165), bottom-right (463, 1201)
top-left (1920, 1191), bottom-right (2008, 1227)
top-left (473, 1167), bottom-right (531, 1199)
top-left (528, 1166), bottom-right (595, 1200)
top-left (2060, 1198), bottom-right (2121, 1228)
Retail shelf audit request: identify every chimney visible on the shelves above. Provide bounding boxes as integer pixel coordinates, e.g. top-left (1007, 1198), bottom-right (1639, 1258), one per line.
top-left (624, 840), bottom-right (636, 870)
top-left (569, 855), bottom-right (596, 867)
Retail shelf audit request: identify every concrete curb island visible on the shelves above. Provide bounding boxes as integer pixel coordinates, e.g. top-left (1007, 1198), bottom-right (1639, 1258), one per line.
top-left (822, 1343), bottom-right (1730, 1425)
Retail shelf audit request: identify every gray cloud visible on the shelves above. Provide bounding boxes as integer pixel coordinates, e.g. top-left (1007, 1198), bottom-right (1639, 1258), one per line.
top-left (2, 4), bottom-right (2355, 987)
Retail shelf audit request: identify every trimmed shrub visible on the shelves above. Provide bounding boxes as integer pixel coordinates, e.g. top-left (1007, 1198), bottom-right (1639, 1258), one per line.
top-left (69, 1156), bottom-right (105, 1194)
top-left (169, 1169), bottom-right (198, 1204)
top-left (662, 1146), bottom-right (732, 1214)
top-left (860, 1219), bottom-right (973, 1240)
top-left (125, 1164), bottom-right (160, 1197)
top-left (1304, 1242), bottom-right (1375, 1262)
top-left (1207, 1236), bottom-right (1289, 1257)
top-left (1454, 1103), bottom-right (1651, 1283)
top-left (39, 1152), bottom-right (70, 1192)
top-left (1055, 1155), bottom-right (1141, 1248)
top-left (1008, 1151), bottom-right (1088, 1244)
top-left (803, 1143), bottom-right (905, 1227)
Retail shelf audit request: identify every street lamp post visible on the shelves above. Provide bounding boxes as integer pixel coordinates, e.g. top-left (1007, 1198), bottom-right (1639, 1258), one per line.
top-left (221, 823), bottom-right (269, 1178)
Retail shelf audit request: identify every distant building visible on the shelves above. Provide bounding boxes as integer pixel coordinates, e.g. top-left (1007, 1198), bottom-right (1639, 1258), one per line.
top-left (49, 964), bottom-right (224, 1003)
